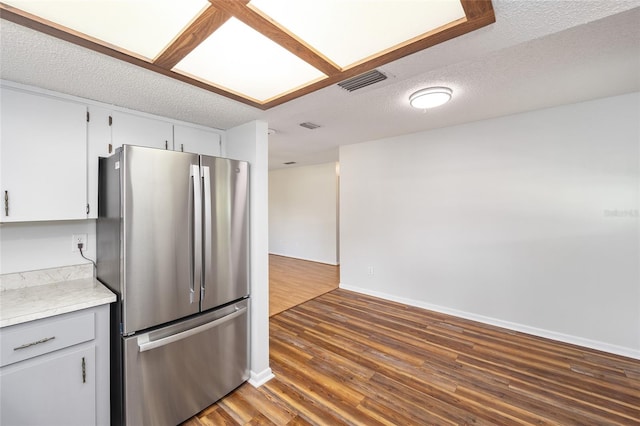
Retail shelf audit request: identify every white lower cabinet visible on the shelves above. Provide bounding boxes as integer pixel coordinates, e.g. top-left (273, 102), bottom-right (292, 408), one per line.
top-left (1, 346), bottom-right (96, 426)
top-left (0, 305), bottom-right (110, 426)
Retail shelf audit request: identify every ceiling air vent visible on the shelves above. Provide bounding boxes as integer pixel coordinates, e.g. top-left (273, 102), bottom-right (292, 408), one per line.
top-left (299, 122), bottom-right (321, 130)
top-left (337, 69), bottom-right (387, 92)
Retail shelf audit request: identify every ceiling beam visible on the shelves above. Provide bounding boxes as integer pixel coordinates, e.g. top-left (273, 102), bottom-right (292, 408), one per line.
top-left (261, 4), bottom-right (496, 109)
top-left (1, 0), bottom-right (496, 110)
top-left (154, 5), bottom-right (232, 70)
top-left (460, 0), bottom-right (494, 20)
top-left (0, 4), bottom-right (264, 109)
top-left (208, 0), bottom-right (341, 77)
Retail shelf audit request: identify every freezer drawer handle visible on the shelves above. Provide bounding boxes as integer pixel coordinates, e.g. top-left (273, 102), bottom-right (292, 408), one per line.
top-left (137, 306), bottom-right (247, 352)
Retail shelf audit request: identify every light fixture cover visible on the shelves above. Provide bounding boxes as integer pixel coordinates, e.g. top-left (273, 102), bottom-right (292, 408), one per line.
top-left (409, 87), bottom-right (453, 109)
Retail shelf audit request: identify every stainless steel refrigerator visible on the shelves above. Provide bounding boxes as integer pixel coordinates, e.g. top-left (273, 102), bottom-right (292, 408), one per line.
top-left (96, 145), bottom-right (250, 426)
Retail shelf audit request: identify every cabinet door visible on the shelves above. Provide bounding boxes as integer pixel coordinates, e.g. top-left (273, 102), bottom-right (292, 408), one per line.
top-left (0, 346), bottom-right (96, 426)
top-left (87, 106), bottom-right (113, 219)
top-left (111, 111), bottom-right (173, 151)
top-left (0, 88), bottom-right (87, 222)
top-left (174, 124), bottom-right (221, 156)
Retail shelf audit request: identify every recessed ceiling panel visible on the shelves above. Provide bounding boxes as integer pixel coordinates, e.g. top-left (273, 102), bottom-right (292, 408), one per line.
top-left (0, 0), bottom-right (495, 108)
top-left (249, 0), bottom-right (467, 68)
top-left (2, 0), bottom-right (209, 59)
top-left (173, 18), bottom-right (326, 102)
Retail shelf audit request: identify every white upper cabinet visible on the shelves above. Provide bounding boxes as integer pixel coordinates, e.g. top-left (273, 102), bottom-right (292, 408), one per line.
top-left (110, 111), bottom-right (173, 151)
top-left (87, 105), bottom-right (113, 219)
top-left (1, 84), bottom-right (227, 223)
top-left (174, 124), bottom-right (222, 157)
top-left (0, 88), bottom-right (87, 222)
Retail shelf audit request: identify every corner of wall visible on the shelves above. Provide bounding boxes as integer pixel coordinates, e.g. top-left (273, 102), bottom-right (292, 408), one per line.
top-left (249, 368), bottom-right (275, 388)
top-left (226, 120), bottom-right (271, 380)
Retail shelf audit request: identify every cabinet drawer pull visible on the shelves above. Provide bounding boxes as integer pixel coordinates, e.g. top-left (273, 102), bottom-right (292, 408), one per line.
top-left (13, 336), bottom-right (55, 350)
top-left (82, 357), bottom-right (86, 383)
top-left (4, 190), bottom-right (8, 216)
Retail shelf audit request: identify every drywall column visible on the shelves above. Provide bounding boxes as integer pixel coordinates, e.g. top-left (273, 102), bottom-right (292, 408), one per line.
top-left (225, 120), bottom-right (273, 386)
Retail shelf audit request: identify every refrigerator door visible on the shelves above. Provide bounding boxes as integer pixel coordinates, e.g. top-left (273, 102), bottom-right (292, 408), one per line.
top-left (122, 299), bottom-right (249, 426)
top-left (200, 156), bottom-right (250, 311)
top-left (122, 146), bottom-right (201, 334)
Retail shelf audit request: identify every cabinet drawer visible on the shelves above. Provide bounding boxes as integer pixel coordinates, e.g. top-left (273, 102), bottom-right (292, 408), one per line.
top-left (0, 311), bottom-right (95, 367)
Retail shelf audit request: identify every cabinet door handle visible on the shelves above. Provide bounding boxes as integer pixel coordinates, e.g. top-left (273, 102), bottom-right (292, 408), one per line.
top-left (181, 143), bottom-right (184, 152)
top-left (4, 190), bottom-right (8, 216)
top-left (165, 140), bottom-right (168, 150)
top-left (82, 357), bottom-right (86, 383)
top-left (13, 336), bottom-right (55, 350)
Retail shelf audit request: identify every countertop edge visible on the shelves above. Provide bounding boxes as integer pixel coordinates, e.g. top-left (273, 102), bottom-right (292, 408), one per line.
top-left (0, 279), bottom-right (116, 329)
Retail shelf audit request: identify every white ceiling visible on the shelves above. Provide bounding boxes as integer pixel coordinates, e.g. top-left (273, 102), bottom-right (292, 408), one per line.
top-left (1, 1), bottom-right (639, 170)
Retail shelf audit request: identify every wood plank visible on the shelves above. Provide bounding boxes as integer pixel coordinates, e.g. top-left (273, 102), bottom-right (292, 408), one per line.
top-left (208, 0), bottom-right (341, 76)
top-left (0, 4), bottom-right (265, 109)
top-left (154, 5), bottom-right (233, 69)
top-left (235, 382), bottom-right (297, 425)
top-left (269, 255), bottom-right (338, 316)
top-left (262, 379), bottom-right (349, 426)
top-left (1, 1), bottom-right (495, 109)
top-left (461, 0), bottom-right (495, 19)
top-left (260, 5), bottom-right (496, 109)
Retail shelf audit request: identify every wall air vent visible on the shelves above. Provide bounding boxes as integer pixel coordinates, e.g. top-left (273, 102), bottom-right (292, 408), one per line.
top-left (337, 69), bottom-right (387, 92)
top-left (284, 161), bottom-right (297, 165)
top-left (299, 122), bottom-right (321, 130)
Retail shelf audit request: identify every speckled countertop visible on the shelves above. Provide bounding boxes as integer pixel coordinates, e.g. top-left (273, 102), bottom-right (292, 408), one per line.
top-left (0, 265), bottom-right (116, 328)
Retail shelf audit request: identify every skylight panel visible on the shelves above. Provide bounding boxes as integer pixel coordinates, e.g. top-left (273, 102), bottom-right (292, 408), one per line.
top-left (249, 0), bottom-right (467, 68)
top-left (3, 0), bottom-right (209, 60)
top-left (0, 0), bottom-right (495, 107)
top-left (173, 18), bottom-right (326, 103)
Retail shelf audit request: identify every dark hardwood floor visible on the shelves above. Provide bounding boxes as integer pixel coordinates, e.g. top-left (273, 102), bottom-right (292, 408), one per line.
top-left (183, 287), bottom-right (640, 425)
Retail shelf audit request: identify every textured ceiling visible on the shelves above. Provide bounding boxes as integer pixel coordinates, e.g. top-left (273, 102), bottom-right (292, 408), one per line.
top-left (0, 18), bottom-right (262, 129)
top-left (1, 0), bottom-right (639, 169)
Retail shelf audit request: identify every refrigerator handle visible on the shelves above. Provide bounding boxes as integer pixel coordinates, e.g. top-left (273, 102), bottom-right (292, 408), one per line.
top-left (137, 306), bottom-right (247, 352)
top-left (201, 165), bottom-right (212, 302)
top-left (191, 164), bottom-right (203, 304)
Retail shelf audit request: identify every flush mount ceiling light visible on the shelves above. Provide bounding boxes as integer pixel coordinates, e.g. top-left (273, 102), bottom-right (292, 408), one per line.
top-left (0, 1), bottom-right (494, 109)
top-left (409, 87), bottom-right (453, 109)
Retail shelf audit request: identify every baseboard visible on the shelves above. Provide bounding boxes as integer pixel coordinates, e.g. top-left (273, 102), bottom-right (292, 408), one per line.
top-left (249, 367), bottom-right (275, 387)
top-left (269, 252), bottom-right (339, 266)
top-left (339, 283), bottom-right (640, 360)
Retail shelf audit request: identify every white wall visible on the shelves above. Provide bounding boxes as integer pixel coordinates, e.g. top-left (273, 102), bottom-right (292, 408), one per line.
top-left (340, 92), bottom-right (640, 358)
top-left (225, 120), bottom-right (273, 387)
top-left (0, 220), bottom-right (95, 274)
top-left (269, 163), bottom-right (339, 265)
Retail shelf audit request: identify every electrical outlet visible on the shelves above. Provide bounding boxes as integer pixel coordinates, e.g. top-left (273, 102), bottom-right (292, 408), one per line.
top-left (72, 234), bottom-right (88, 252)
top-left (367, 266), bottom-right (374, 276)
